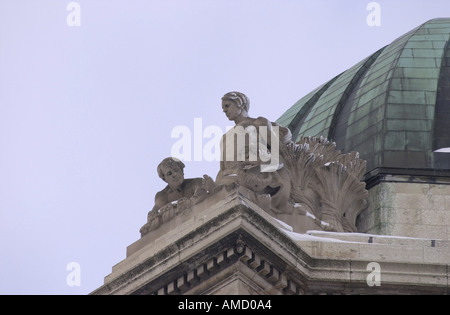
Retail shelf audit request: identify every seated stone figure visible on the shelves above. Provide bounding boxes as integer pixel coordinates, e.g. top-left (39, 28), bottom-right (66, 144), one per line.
top-left (216, 91), bottom-right (293, 213)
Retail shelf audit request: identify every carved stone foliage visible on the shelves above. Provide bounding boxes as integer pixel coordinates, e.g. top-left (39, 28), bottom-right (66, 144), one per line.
top-left (281, 136), bottom-right (369, 232)
top-left (235, 135), bottom-right (369, 232)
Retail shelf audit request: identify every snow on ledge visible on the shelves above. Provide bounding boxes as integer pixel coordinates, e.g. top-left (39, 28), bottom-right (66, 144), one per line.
top-left (307, 230), bottom-right (438, 241)
top-left (272, 216), bottom-right (438, 244)
top-left (434, 147), bottom-right (450, 153)
top-left (273, 217), bottom-right (359, 243)
top-left (281, 229), bottom-right (358, 243)
top-left (273, 217), bottom-right (293, 232)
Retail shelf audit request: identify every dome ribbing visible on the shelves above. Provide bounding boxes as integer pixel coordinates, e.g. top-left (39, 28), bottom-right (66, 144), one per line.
top-left (277, 18), bottom-right (450, 176)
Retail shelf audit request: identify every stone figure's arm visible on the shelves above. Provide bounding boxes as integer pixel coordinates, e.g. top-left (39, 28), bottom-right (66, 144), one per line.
top-left (151, 191), bottom-right (168, 212)
top-left (255, 116), bottom-right (275, 147)
top-left (189, 175), bottom-right (217, 205)
top-left (201, 174), bottom-right (216, 193)
top-left (271, 121), bottom-right (293, 145)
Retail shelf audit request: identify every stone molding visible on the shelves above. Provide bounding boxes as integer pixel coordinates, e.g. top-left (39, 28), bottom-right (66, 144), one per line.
top-left (151, 235), bottom-right (302, 295)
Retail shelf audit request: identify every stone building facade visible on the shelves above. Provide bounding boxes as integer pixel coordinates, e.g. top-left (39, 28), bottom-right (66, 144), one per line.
top-left (91, 18), bottom-right (450, 295)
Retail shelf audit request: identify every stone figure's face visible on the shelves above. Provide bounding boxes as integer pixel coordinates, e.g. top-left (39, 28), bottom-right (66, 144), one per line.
top-left (222, 99), bottom-right (242, 121)
top-left (160, 164), bottom-right (184, 189)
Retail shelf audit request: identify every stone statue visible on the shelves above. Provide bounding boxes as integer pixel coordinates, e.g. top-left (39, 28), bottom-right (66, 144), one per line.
top-left (215, 91), bottom-right (293, 213)
top-left (214, 91), bottom-right (369, 232)
top-left (140, 157), bottom-right (215, 236)
top-left (141, 92), bottom-right (369, 237)
top-left (151, 157), bottom-right (203, 212)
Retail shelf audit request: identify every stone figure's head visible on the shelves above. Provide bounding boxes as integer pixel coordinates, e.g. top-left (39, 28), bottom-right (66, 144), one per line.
top-left (157, 157), bottom-right (185, 189)
top-left (221, 91), bottom-right (250, 121)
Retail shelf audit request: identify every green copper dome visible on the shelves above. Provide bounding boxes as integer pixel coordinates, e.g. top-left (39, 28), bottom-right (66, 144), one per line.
top-left (277, 18), bottom-right (450, 177)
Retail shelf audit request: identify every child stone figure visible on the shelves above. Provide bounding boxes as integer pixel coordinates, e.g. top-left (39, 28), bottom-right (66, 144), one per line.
top-left (141, 157), bottom-right (217, 236)
top-left (151, 157), bottom-right (216, 213)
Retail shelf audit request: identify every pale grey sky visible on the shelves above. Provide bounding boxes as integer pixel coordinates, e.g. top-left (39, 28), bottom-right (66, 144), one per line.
top-left (1, 0), bottom-right (449, 294)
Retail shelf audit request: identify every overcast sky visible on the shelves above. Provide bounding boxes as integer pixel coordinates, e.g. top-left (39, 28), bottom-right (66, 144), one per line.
top-left (1, 0), bottom-right (449, 295)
